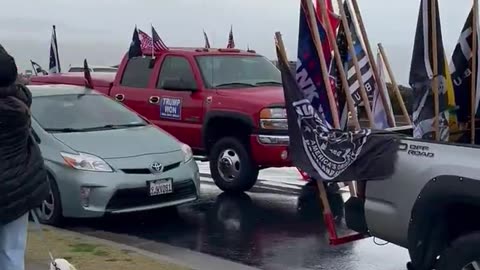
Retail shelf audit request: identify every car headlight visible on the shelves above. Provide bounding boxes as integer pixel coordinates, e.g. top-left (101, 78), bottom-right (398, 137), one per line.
top-left (259, 107), bottom-right (288, 130)
top-left (61, 152), bottom-right (113, 172)
top-left (181, 143), bottom-right (193, 163)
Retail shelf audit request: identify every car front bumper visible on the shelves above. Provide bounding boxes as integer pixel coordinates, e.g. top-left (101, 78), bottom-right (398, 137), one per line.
top-left (249, 134), bottom-right (292, 167)
top-left (46, 157), bottom-right (200, 218)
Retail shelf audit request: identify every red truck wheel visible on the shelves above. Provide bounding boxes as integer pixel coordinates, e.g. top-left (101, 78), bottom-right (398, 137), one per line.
top-left (209, 137), bottom-right (259, 193)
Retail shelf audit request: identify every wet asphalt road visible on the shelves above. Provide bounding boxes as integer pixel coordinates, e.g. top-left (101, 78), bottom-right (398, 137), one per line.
top-left (62, 167), bottom-right (410, 270)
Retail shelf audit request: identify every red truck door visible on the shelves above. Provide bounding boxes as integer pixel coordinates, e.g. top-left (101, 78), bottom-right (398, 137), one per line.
top-left (152, 55), bottom-right (206, 149)
top-left (109, 56), bottom-right (156, 121)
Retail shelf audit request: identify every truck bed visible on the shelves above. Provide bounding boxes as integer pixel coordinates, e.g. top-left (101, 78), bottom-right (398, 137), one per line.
top-left (363, 137), bottom-right (480, 247)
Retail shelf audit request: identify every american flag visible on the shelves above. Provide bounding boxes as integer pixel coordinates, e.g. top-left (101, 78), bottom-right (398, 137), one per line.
top-left (138, 27), bottom-right (169, 52)
top-left (49, 25), bottom-right (61, 73)
top-left (227, 25), bottom-right (235, 48)
top-left (152, 25), bottom-right (169, 52)
top-left (138, 29), bottom-right (152, 51)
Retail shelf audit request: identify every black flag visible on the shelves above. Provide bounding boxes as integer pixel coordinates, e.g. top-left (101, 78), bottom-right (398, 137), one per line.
top-left (83, 59), bottom-right (94, 89)
top-left (409, 0), bottom-right (450, 141)
top-left (128, 26), bottom-right (142, 59)
top-left (276, 42), bottom-right (399, 182)
top-left (450, 8), bottom-right (480, 124)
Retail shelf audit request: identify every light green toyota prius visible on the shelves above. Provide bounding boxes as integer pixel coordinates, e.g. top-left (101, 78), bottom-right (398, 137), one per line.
top-left (30, 84), bottom-right (200, 225)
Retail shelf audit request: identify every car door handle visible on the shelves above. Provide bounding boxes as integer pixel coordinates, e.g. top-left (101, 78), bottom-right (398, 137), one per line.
top-left (149, 96), bottom-right (160, 104)
top-left (115, 94), bottom-right (125, 102)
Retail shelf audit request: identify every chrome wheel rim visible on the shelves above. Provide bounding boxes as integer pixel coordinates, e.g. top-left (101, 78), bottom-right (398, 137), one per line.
top-left (217, 148), bottom-right (241, 182)
top-left (37, 188), bottom-right (55, 221)
top-left (463, 260), bottom-right (480, 270)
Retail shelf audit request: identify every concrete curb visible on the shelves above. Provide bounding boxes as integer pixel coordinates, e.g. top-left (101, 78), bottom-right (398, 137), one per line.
top-left (36, 224), bottom-right (260, 270)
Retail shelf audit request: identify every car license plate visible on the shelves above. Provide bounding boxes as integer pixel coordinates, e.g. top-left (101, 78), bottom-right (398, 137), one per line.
top-left (148, 179), bottom-right (173, 196)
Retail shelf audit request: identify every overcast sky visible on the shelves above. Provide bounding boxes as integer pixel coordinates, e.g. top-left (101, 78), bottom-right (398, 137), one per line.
top-left (0, 0), bottom-right (474, 85)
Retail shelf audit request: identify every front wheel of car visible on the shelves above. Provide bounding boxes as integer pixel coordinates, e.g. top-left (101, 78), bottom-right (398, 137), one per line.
top-left (436, 232), bottom-right (480, 270)
top-left (34, 174), bottom-right (63, 225)
top-left (209, 137), bottom-right (259, 193)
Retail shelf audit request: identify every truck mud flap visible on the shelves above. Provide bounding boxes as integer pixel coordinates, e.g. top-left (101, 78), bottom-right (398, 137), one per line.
top-left (345, 196), bottom-right (369, 234)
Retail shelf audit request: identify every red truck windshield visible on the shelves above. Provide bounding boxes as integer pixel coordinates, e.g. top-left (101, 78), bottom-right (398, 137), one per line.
top-left (195, 55), bottom-right (282, 89)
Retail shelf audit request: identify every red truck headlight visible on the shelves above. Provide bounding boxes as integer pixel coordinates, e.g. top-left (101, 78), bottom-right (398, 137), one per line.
top-left (259, 108), bottom-right (288, 130)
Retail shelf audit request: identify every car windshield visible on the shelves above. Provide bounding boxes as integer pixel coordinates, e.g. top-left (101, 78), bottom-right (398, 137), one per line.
top-left (195, 55), bottom-right (282, 89)
top-left (31, 94), bottom-right (147, 132)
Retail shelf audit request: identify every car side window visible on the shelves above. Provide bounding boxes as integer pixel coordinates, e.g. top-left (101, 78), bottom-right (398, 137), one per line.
top-left (120, 56), bottom-right (153, 88)
top-left (157, 56), bottom-right (197, 90)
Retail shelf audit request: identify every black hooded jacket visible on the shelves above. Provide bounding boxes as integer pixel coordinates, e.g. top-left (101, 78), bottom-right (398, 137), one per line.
top-left (0, 84), bottom-right (49, 224)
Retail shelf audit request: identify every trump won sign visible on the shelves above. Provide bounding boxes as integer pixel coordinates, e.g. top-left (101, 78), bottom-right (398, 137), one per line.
top-left (160, 97), bottom-right (182, 120)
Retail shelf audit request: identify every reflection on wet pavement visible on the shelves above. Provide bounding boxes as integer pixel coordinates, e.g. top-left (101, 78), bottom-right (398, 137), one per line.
top-left (64, 181), bottom-right (410, 270)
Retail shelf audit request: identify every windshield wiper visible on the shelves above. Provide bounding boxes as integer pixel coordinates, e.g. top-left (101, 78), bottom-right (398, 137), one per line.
top-left (44, 123), bottom-right (146, 133)
top-left (255, 81), bottom-right (282, 86)
top-left (44, 128), bottom-right (85, 133)
top-left (214, 82), bottom-right (257, 88)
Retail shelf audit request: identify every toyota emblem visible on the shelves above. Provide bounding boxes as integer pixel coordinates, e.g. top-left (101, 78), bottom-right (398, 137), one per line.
top-left (151, 162), bottom-right (163, 173)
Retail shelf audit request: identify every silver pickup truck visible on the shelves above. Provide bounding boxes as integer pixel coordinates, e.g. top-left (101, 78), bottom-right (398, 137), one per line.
top-left (346, 135), bottom-right (480, 270)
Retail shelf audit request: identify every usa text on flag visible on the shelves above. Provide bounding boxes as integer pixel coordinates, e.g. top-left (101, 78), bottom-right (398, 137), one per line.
top-left (49, 25), bottom-right (61, 74)
top-left (277, 38), bottom-right (399, 182)
top-left (296, 0), bottom-right (337, 127)
top-left (409, 0), bottom-right (451, 141)
top-left (450, 8), bottom-right (480, 124)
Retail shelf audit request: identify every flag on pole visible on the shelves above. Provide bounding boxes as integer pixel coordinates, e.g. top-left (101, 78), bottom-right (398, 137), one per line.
top-left (128, 26), bottom-right (142, 59)
top-left (335, 2), bottom-right (376, 127)
top-left (276, 38), bottom-right (399, 182)
top-left (30, 60), bottom-right (48, 76)
top-left (409, 0), bottom-right (450, 141)
top-left (315, 0), bottom-right (341, 35)
top-left (83, 59), bottom-right (94, 89)
top-left (203, 30), bottom-right (211, 49)
top-left (49, 25), bottom-right (61, 73)
top-left (373, 51), bottom-right (395, 129)
top-left (152, 25), bottom-right (169, 52)
top-left (450, 8), bottom-right (480, 124)
top-left (227, 25), bottom-right (235, 48)
top-left (138, 29), bottom-right (153, 51)
top-left (296, 0), bottom-right (337, 127)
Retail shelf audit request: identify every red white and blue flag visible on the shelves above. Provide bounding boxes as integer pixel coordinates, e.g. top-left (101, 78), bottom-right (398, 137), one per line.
top-left (138, 27), bottom-right (169, 53)
top-left (296, 0), bottom-right (336, 127)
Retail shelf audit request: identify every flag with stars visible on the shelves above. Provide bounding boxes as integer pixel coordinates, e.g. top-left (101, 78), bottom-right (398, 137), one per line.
top-left (152, 25), bottom-right (169, 52)
top-left (49, 25), bottom-right (61, 73)
top-left (296, 0), bottom-right (336, 127)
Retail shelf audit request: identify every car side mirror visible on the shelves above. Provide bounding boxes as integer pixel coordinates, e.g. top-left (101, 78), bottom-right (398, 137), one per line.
top-left (162, 79), bottom-right (197, 92)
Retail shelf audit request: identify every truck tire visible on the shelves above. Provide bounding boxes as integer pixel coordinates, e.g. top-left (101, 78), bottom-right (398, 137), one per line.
top-left (436, 232), bottom-right (480, 270)
top-left (209, 137), bottom-right (259, 193)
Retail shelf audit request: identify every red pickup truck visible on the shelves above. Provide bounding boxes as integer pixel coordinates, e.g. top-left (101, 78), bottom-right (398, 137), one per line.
top-left (30, 47), bottom-right (291, 193)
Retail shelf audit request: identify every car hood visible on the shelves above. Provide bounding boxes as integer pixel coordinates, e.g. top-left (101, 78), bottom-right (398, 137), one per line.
top-left (216, 86), bottom-right (285, 106)
top-left (52, 125), bottom-right (181, 159)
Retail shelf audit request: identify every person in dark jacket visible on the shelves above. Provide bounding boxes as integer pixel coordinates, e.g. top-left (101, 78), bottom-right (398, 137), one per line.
top-left (0, 45), bottom-right (49, 270)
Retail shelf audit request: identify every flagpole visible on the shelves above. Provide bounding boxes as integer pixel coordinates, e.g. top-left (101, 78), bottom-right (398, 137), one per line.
top-left (317, 0), bottom-right (359, 130)
top-left (349, 0), bottom-right (396, 128)
top-left (304, 0), bottom-right (341, 129)
top-left (471, 0), bottom-right (478, 144)
top-left (275, 30), bottom-right (334, 219)
top-left (151, 24), bottom-right (155, 58)
top-left (431, 0), bottom-right (440, 141)
top-left (317, 0), bottom-right (358, 197)
top-left (336, 0), bottom-right (375, 128)
top-left (378, 43), bottom-right (412, 126)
